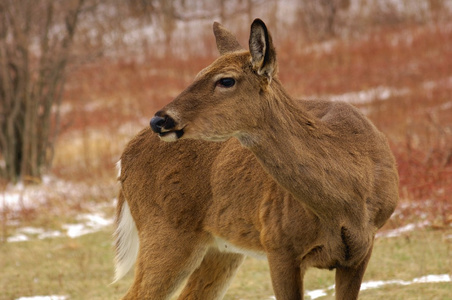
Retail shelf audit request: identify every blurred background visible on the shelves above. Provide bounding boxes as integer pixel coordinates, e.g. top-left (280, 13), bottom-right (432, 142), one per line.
top-left (1, 0), bottom-right (451, 299)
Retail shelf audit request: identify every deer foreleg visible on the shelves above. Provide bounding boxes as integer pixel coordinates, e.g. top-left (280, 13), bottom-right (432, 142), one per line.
top-left (334, 240), bottom-right (374, 300)
top-left (267, 251), bottom-right (305, 300)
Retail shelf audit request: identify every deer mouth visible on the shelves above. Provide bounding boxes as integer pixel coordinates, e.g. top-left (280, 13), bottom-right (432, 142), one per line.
top-left (158, 128), bottom-right (185, 140)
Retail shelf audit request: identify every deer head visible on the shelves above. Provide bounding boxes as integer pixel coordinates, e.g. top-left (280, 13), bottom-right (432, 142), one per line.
top-left (150, 19), bottom-right (278, 143)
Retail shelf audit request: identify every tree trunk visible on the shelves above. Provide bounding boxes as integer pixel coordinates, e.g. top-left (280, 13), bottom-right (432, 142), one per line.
top-left (0, 0), bottom-right (84, 184)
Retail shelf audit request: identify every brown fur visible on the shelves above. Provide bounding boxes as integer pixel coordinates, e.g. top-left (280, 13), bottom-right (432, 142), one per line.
top-left (115, 19), bottom-right (399, 299)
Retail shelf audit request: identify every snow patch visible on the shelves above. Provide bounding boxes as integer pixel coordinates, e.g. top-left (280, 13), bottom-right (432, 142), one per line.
top-left (0, 176), bottom-right (101, 215)
top-left (440, 101), bottom-right (452, 110)
top-left (7, 212), bottom-right (113, 242)
top-left (1, 181), bottom-right (36, 213)
top-left (1, 175), bottom-right (115, 243)
top-left (15, 296), bottom-right (67, 300)
top-left (62, 213), bottom-right (113, 239)
top-left (327, 86), bottom-right (410, 104)
top-left (360, 274), bottom-right (452, 291)
top-left (376, 221), bottom-right (430, 238)
top-left (309, 76), bottom-right (452, 108)
top-left (7, 227), bottom-right (63, 243)
top-left (306, 289), bottom-right (329, 299)
top-left (7, 234), bottom-right (29, 243)
top-left (302, 274), bottom-right (451, 299)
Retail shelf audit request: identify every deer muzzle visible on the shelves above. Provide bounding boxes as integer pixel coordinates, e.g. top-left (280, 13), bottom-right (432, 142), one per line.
top-left (150, 112), bottom-right (184, 141)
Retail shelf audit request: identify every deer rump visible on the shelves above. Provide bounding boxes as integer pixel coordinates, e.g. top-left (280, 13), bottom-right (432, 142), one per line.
top-left (114, 19), bottom-right (398, 300)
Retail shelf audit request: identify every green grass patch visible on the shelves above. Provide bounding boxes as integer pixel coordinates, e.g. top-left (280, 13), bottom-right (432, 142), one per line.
top-left (0, 228), bottom-right (131, 300)
top-left (1, 228), bottom-right (450, 299)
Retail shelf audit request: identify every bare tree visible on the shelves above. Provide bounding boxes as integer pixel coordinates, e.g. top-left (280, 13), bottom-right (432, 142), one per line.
top-left (0, 0), bottom-right (85, 183)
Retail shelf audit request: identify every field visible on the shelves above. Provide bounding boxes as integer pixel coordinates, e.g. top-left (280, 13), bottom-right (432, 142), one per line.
top-left (1, 227), bottom-right (451, 299)
top-left (1, 7), bottom-right (452, 300)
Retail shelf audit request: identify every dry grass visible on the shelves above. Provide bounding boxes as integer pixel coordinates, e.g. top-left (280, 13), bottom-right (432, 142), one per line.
top-left (1, 227), bottom-right (450, 299)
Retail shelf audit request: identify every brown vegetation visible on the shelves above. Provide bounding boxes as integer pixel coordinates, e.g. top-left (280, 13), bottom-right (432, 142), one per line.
top-left (2, 0), bottom-right (451, 238)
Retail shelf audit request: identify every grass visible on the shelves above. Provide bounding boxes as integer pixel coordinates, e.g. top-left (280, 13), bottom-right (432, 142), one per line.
top-left (0, 228), bottom-right (129, 300)
top-left (0, 226), bottom-right (450, 299)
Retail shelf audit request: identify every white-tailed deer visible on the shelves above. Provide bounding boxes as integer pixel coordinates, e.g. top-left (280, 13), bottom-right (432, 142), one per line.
top-left (114, 19), bottom-right (399, 299)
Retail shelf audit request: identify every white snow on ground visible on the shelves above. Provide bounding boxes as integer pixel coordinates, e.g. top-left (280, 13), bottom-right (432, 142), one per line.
top-left (303, 274), bottom-right (451, 299)
top-left (360, 274), bottom-right (452, 291)
top-left (7, 234), bottom-right (30, 243)
top-left (15, 296), bottom-right (67, 300)
top-left (308, 75), bottom-right (452, 107)
top-left (376, 220), bottom-right (431, 238)
top-left (63, 213), bottom-right (113, 239)
top-left (1, 181), bottom-right (37, 213)
top-left (7, 227), bottom-right (62, 242)
top-left (6, 212), bottom-right (113, 242)
top-left (306, 289), bottom-right (328, 299)
top-left (1, 175), bottom-right (115, 242)
top-left (327, 86), bottom-right (410, 104)
top-left (0, 176), bottom-right (102, 214)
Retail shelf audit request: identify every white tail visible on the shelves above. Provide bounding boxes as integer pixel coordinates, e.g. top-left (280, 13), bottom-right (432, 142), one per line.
top-left (114, 19), bottom-right (399, 300)
top-left (113, 188), bottom-right (139, 283)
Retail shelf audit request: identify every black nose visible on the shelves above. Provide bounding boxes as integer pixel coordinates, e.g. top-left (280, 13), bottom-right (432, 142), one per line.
top-left (150, 113), bottom-right (177, 133)
top-left (150, 115), bottom-right (166, 133)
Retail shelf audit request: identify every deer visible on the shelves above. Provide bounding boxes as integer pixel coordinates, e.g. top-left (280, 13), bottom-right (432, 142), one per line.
top-left (114, 19), bottom-right (399, 300)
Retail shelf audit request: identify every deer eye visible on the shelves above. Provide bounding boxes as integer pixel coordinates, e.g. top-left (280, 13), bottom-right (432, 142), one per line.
top-left (217, 78), bottom-right (236, 88)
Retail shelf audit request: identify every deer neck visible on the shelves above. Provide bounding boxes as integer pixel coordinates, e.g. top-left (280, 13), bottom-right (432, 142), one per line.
top-left (236, 81), bottom-right (355, 222)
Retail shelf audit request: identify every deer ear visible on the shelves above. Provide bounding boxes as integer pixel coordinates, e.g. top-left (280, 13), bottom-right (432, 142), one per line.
top-left (213, 22), bottom-right (243, 55)
top-left (249, 19), bottom-right (277, 81)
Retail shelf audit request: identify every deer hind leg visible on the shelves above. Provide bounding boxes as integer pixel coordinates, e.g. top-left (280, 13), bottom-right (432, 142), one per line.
top-left (121, 226), bottom-right (210, 300)
top-left (177, 248), bottom-right (245, 300)
top-left (334, 240), bottom-right (374, 300)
